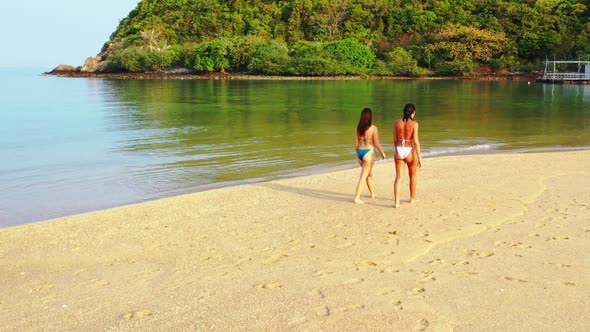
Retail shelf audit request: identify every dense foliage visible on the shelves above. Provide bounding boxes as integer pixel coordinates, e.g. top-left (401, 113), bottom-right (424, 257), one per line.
top-left (101, 0), bottom-right (590, 76)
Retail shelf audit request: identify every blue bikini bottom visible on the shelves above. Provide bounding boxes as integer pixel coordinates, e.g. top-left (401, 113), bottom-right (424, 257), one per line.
top-left (357, 148), bottom-right (374, 160)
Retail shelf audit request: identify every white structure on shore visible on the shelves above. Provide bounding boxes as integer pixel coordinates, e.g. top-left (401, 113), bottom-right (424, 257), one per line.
top-left (540, 59), bottom-right (590, 83)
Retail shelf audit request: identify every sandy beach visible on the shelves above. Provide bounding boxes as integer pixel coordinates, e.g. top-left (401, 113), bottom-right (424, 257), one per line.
top-left (1, 150), bottom-right (588, 331)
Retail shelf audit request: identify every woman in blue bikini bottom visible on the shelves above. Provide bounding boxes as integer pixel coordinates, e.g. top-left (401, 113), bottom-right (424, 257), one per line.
top-left (354, 108), bottom-right (386, 203)
top-left (357, 147), bottom-right (375, 161)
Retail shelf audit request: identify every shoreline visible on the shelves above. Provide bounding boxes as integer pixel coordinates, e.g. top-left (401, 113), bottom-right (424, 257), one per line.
top-left (44, 69), bottom-right (539, 81)
top-left (2, 146), bottom-right (588, 229)
top-left (1, 150), bottom-right (588, 330)
top-left (3, 146), bottom-right (588, 229)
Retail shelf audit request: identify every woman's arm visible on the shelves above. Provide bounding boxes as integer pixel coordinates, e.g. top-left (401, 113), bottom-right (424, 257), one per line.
top-left (372, 126), bottom-right (386, 159)
top-left (354, 131), bottom-right (362, 166)
top-left (412, 122), bottom-right (422, 167)
top-left (393, 121), bottom-right (398, 147)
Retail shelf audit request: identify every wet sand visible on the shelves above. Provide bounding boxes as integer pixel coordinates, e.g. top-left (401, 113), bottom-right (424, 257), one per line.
top-left (1, 150), bottom-right (588, 331)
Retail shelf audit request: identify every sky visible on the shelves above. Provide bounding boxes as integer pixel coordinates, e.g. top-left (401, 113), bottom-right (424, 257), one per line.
top-left (0, 1), bottom-right (139, 69)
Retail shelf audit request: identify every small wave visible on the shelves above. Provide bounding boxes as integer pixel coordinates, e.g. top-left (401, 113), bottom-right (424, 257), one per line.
top-left (423, 144), bottom-right (506, 157)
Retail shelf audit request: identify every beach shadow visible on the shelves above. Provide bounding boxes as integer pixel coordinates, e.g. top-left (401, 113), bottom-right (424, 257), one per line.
top-left (257, 182), bottom-right (390, 207)
top-left (256, 182), bottom-right (350, 202)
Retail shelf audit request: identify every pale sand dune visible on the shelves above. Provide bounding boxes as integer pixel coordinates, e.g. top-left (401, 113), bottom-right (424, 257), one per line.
top-left (1, 150), bottom-right (589, 331)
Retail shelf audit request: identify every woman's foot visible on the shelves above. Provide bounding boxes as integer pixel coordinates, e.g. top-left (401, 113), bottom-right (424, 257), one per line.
top-left (354, 198), bottom-right (365, 204)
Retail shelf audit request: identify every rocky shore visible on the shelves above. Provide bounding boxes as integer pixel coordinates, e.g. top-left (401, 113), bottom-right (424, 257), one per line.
top-left (45, 57), bottom-right (538, 81)
top-left (45, 68), bottom-right (538, 81)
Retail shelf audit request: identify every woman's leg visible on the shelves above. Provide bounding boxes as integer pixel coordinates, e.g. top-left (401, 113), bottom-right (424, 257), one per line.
top-left (354, 153), bottom-right (374, 203)
top-left (366, 163), bottom-right (375, 198)
top-left (406, 153), bottom-right (418, 202)
top-left (394, 158), bottom-right (405, 208)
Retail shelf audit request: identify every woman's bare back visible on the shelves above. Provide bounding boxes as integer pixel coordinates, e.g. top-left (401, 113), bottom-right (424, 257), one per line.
top-left (393, 119), bottom-right (416, 145)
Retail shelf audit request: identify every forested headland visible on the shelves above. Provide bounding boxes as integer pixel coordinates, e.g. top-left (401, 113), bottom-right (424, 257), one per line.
top-left (72, 0), bottom-right (590, 77)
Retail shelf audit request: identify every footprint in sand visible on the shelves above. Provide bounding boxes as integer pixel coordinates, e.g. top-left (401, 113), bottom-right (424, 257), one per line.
top-left (377, 288), bottom-right (396, 296)
top-left (291, 244), bottom-right (316, 250)
top-left (134, 267), bottom-right (162, 276)
top-left (417, 275), bottom-right (436, 283)
top-left (122, 310), bottom-right (153, 320)
top-left (195, 290), bottom-right (216, 301)
top-left (73, 269), bottom-right (88, 276)
top-left (494, 241), bottom-right (532, 249)
top-left (40, 295), bottom-right (57, 304)
top-left (513, 243), bottom-right (532, 249)
top-left (535, 221), bottom-right (549, 229)
top-left (234, 257), bottom-right (253, 266)
top-left (260, 246), bottom-right (275, 253)
top-left (466, 250), bottom-right (494, 258)
top-left (500, 276), bottom-right (528, 283)
top-left (344, 278), bottom-right (364, 285)
top-left (378, 250), bottom-right (396, 257)
top-left (265, 253), bottom-right (288, 264)
top-left (316, 306), bottom-right (331, 317)
top-left (30, 283), bottom-right (53, 292)
top-left (408, 287), bottom-right (426, 295)
top-left (414, 318), bottom-right (430, 331)
top-left (427, 258), bottom-right (445, 266)
top-left (313, 270), bottom-right (334, 277)
top-left (354, 261), bottom-right (378, 268)
top-left (79, 279), bottom-right (109, 287)
top-left (543, 261), bottom-right (571, 268)
top-left (392, 300), bottom-right (403, 311)
top-left (257, 282), bottom-right (284, 289)
top-left (335, 304), bottom-right (365, 313)
top-left (545, 236), bottom-right (570, 242)
top-left (452, 260), bottom-right (470, 266)
top-left (414, 270), bottom-right (434, 281)
top-left (308, 288), bottom-right (325, 299)
top-left (287, 316), bottom-right (308, 328)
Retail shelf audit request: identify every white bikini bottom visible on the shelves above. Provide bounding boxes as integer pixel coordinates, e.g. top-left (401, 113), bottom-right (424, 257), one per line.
top-left (396, 146), bottom-right (413, 159)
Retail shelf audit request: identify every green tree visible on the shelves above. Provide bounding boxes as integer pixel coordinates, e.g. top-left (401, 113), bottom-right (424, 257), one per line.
top-left (187, 40), bottom-right (232, 72)
top-left (385, 47), bottom-right (420, 75)
top-left (99, 0), bottom-right (590, 74)
top-left (247, 40), bottom-right (291, 74)
top-left (227, 36), bottom-right (265, 71)
top-left (106, 47), bottom-right (180, 72)
top-left (322, 38), bottom-right (376, 74)
top-left (426, 24), bottom-right (509, 62)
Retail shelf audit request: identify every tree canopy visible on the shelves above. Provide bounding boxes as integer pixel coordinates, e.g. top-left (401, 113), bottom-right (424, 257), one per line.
top-left (101, 0), bottom-right (590, 76)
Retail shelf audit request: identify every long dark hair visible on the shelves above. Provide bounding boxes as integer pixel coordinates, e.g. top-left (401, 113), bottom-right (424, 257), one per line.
top-left (356, 107), bottom-right (372, 137)
top-left (403, 103), bottom-right (416, 122)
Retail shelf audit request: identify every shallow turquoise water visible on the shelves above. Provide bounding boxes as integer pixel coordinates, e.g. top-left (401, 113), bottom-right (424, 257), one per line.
top-left (1, 68), bottom-right (589, 226)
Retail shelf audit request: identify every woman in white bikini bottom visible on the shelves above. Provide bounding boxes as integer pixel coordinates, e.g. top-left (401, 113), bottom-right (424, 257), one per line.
top-left (396, 139), bottom-right (413, 159)
top-left (393, 103), bottom-right (422, 208)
